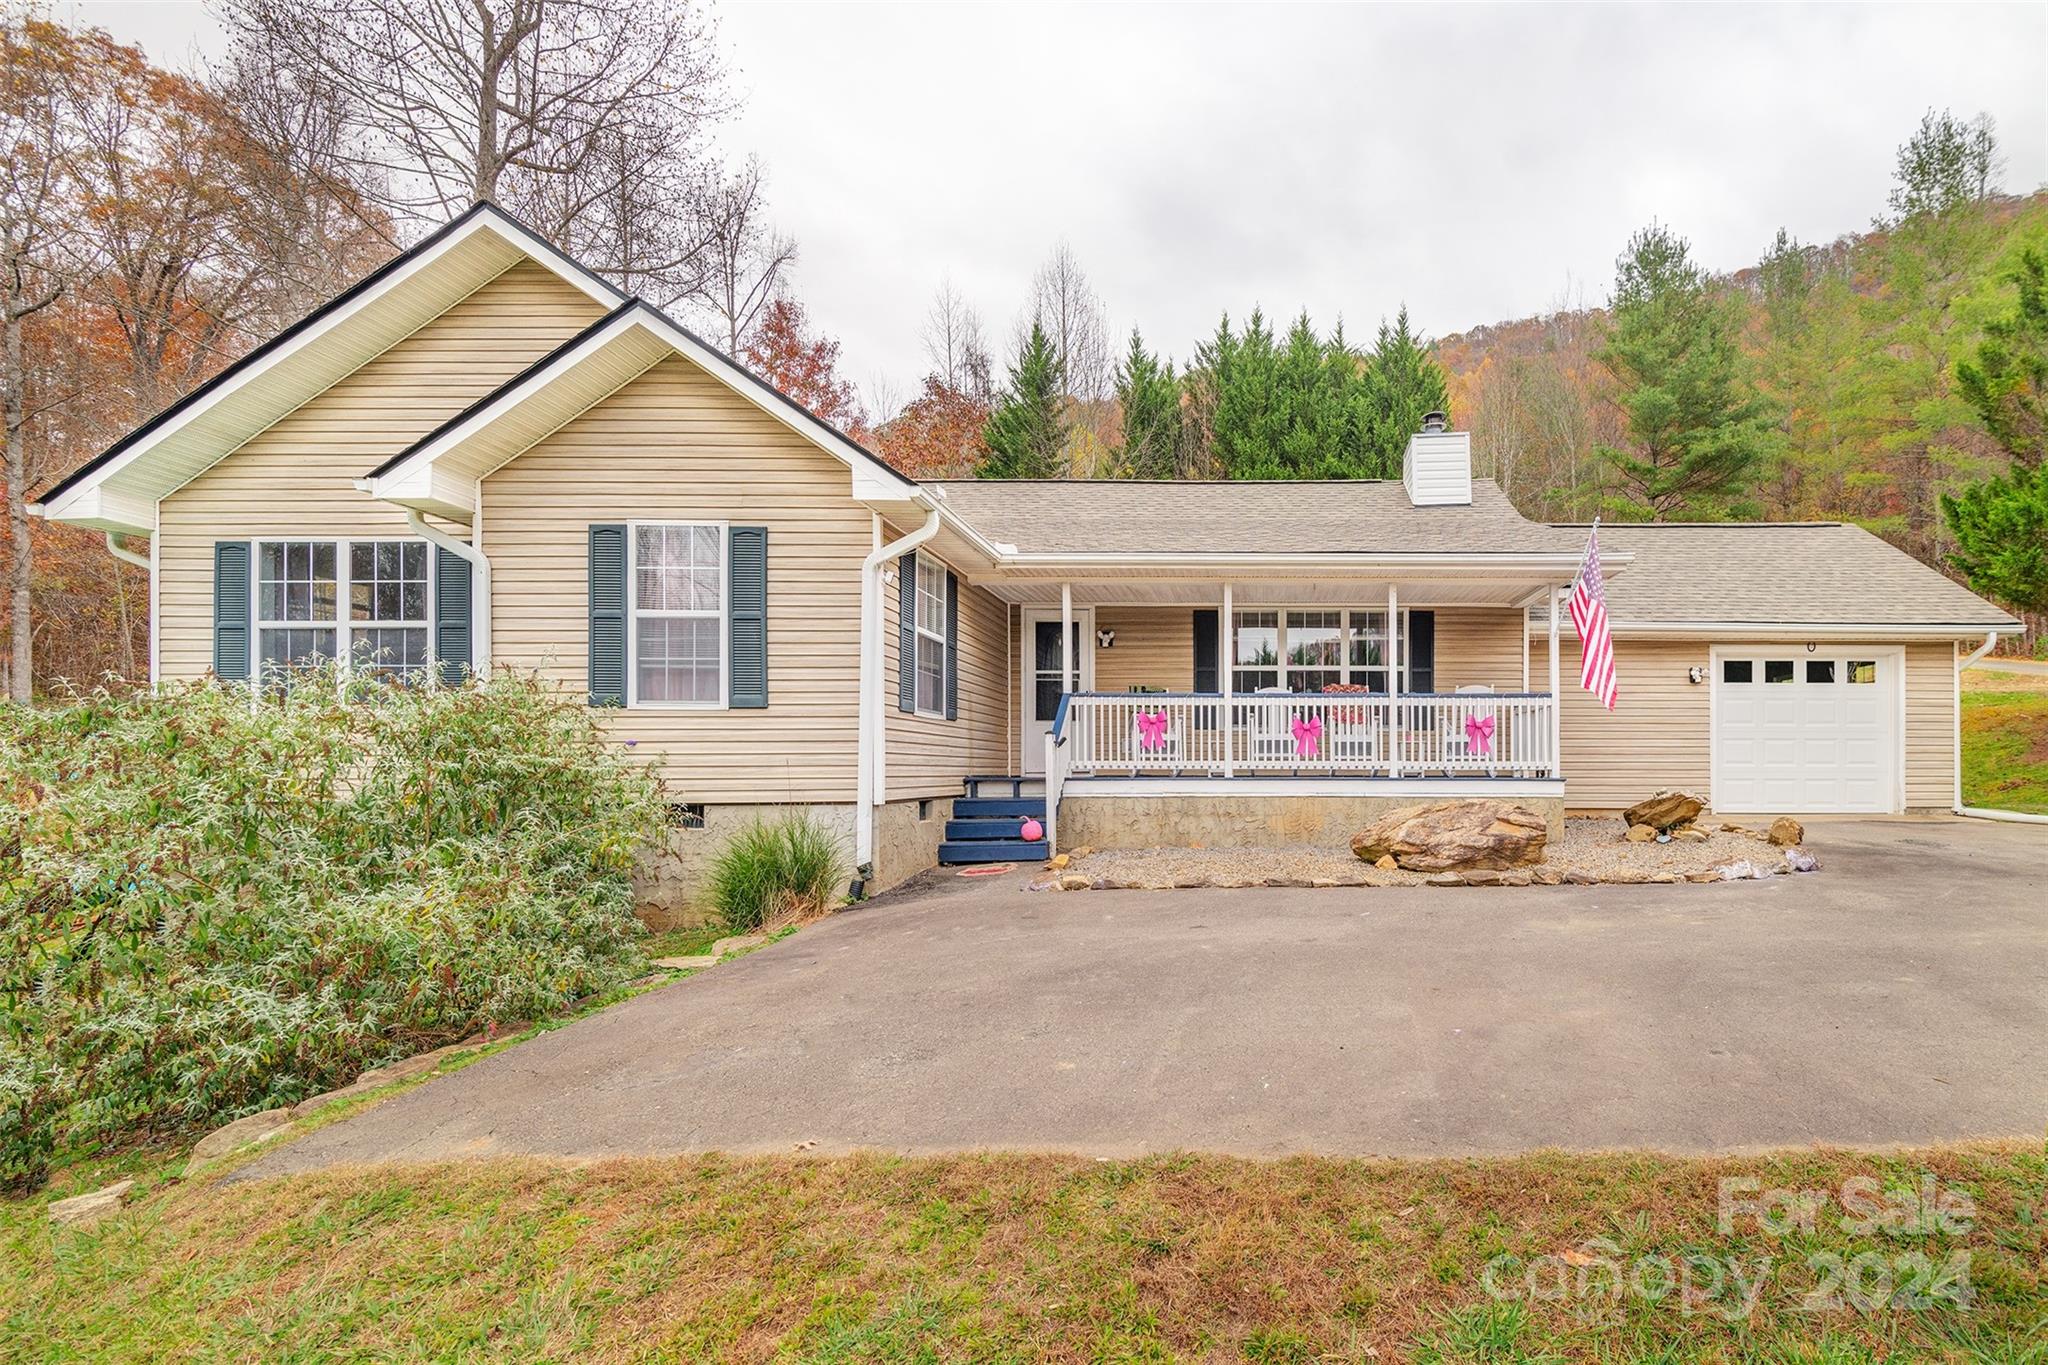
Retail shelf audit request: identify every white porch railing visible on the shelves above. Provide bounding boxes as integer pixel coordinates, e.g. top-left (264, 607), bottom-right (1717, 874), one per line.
top-left (1054, 691), bottom-right (1557, 779)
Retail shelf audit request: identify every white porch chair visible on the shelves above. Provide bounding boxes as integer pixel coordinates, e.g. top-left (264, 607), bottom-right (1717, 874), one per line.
top-left (1246, 688), bottom-right (1296, 767)
top-left (1442, 683), bottom-right (1497, 774)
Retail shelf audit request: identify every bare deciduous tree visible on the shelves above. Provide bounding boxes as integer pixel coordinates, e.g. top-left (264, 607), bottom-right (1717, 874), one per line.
top-left (686, 158), bottom-right (797, 354)
top-left (922, 276), bottom-right (993, 397)
top-left (218, 0), bottom-right (733, 298)
top-left (1027, 240), bottom-right (1110, 403)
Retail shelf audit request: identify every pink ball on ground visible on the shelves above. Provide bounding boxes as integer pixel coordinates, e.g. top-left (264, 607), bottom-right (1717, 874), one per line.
top-left (1019, 817), bottom-right (1044, 842)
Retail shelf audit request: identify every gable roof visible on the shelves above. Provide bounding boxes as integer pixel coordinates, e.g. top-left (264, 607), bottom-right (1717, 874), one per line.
top-left (1538, 522), bottom-right (2019, 633)
top-left (924, 478), bottom-right (1594, 558)
top-left (361, 296), bottom-right (916, 519)
top-left (30, 202), bottom-right (625, 534)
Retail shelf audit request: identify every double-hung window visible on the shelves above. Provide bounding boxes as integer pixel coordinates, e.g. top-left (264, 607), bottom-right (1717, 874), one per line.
top-left (631, 523), bottom-right (725, 706)
top-left (913, 554), bottom-right (948, 717)
top-left (255, 538), bottom-right (429, 682)
top-left (1232, 607), bottom-right (1407, 693)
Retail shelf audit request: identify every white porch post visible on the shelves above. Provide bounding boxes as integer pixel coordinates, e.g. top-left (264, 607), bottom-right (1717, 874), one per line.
top-left (1386, 583), bottom-right (1401, 778)
top-left (1220, 582), bottom-right (1233, 776)
top-left (1548, 584), bottom-right (1563, 778)
top-left (1060, 582), bottom-right (1073, 697)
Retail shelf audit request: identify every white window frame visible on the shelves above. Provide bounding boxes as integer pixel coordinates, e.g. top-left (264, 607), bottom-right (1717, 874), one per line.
top-left (910, 551), bottom-right (951, 720)
top-left (626, 519), bottom-right (729, 711)
top-left (251, 537), bottom-right (434, 682)
top-left (1231, 606), bottom-right (1412, 693)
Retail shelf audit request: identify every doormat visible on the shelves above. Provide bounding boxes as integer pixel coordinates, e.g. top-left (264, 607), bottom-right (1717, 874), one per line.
top-left (956, 863), bottom-right (1016, 877)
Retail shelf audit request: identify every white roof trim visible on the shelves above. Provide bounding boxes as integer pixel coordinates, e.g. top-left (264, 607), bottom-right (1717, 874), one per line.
top-left (32, 204), bottom-right (624, 534)
top-left (1525, 619), bottom-right (2023, 638)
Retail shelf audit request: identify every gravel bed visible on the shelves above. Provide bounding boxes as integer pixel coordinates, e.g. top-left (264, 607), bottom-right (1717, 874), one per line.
top-left (1043, 817), bottom-right (1809, 891)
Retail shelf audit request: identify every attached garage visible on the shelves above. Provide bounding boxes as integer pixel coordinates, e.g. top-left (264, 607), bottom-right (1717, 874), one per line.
top-left (1545, 522), bottom-right (2020, 818)
top-left (1711, 648), bottom-right (1898, 813)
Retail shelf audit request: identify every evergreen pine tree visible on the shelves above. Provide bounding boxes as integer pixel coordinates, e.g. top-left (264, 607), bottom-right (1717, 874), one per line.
top-left (977, 321), bottom-right (1068, 478)
top-left (1202, 309), bottom-right (1281, 479)
top-left (1357, 307), bottom-right (1451, 478)
top-left (1114, 327), bottom-right (1181, 478)
top-left (1595, 225), bottom-right (1779, 519)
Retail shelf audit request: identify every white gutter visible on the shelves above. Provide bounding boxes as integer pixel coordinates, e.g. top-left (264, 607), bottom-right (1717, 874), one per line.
top-left (856, 505), bottom-right (940, 876)
top-left (104, 531), bottom-right (150, 570)
top-left (403, 509), bottom-right (490, 677)
top-left (1525, 620), bottom-right (2023, 640)
top-left (1954, 630), bottom-right (2006, 820)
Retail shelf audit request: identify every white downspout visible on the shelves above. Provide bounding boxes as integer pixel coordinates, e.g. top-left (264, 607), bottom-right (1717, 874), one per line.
top-left (858, 506), bottom-right (940, 875)
top-left (1950, 632), bottom-right (2047, 822)
top-left (105, 531), bottom-right (150, 570)
top-left (404, 510), bottom-right (490, 677)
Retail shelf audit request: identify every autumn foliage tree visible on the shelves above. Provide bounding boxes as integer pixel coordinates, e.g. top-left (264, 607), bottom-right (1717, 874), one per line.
top-left (875, 376), bottom-right (989, 479)
top-left (741, 296), bottom-right (866, 437)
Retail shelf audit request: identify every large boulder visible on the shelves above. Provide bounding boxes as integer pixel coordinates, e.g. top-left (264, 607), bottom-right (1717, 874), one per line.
top-left (1623, 790), bottom-right (1704, 831)
top-left (1351, 800), bottom-right (1549, 872)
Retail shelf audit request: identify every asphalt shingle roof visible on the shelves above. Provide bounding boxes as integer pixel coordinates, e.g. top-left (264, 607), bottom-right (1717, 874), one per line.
top-left (1555, 522), bottom-right (2018, 628)
top-left (926, 478), bottom-right (1587, 555)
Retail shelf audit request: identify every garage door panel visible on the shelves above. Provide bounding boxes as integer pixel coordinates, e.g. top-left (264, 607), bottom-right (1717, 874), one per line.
top-left (1714, 651), bottom-right (1898, 814)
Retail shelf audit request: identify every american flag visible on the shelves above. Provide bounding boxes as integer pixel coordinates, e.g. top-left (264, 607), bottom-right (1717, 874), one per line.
top-left (1567, 521), bottom-right (1618, 710)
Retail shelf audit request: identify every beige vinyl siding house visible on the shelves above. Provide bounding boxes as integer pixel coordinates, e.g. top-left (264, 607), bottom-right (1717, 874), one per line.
top-left (32, 203), bottom-right (2024, 916)
top-left (156, 261), bottom-right (602, 677)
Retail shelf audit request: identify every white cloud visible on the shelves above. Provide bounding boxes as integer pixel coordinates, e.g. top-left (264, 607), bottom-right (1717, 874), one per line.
top-left (73, 1), bottom-right (2048, 395)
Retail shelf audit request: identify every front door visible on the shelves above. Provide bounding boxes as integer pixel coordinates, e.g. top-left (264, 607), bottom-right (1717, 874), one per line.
top-left (1021, 607), bottom-right (1093, 775)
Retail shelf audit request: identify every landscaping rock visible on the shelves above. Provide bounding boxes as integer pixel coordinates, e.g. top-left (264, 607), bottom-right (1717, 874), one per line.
top-left (1717, 859), bottom-right (1772, 881)
top-left (1532, 867), bottom-right (1564, 886)
top-left (1563, 870), bottom-right (1601, 885)
top-left (356, 1040), bottom-right (481, 1088)
top-left (1768, 817), bottom-right (1805, 847)
top-left (1673, 827), bottom-right (1710, 842)
top-left (1498, 870), bottom-right (1533, 887)
top-left (1263, 875), bottom-right (1313, 888)
top-left (291, 1080), bottom-right (380, 1118)
top-left (1624, 790), bottom-right (1705, 830)
top-left (190, 1108), bottom-right (295, 1162)
top-left (1783, 847), bottom-right (1820, 873)
top-left (712, 934), bottom-right (767, 957)
top-left (1425, 873), bottom-right (1466, 887)
top-left (49, 1179), bottom-right (134, 1228)
top-left (1624, 823), bottom-right (1658, 843)
top-left (1046, 853), bottom-right (1072, 871)
top-left (651, 954), bottom-right (718, 971)
top-left (1460, 869), bottom-right (1505, 886)
top-left (1374, 854), bottom-right (1398, 872)
top-left (1058, 873), bottom-right (1092, 891)
top-left (1686, 870), bottom-right (1723, 883)
top-left (1350, 800), bottom-right (1548, 872)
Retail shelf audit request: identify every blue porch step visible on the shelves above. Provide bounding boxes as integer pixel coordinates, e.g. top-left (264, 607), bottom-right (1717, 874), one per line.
top-left (940, 779), bottom-right (1048, 864)
top-left (952, 796), bottom-right (1046, 820)
top-left (946, 817), bottom-right (1030, 840)
top-left (939, 839), bottom-right (1046, 864)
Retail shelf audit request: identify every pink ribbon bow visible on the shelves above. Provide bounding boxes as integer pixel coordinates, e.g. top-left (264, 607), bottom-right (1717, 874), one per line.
top-left (1135, 709), bottom-right (1170, 751)
top-left (1463, 713), bottom-right (1496, 755)
top-left (1290, 713), bottom-right (1323, 758)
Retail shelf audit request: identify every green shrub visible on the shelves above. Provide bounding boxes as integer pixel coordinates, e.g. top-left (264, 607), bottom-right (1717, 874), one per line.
top-left (0, 671), bottom-right (663, 1191)
top-left (706, 814), bottom-right (847, 933)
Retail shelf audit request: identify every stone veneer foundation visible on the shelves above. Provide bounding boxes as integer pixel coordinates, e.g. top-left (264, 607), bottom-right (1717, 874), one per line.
top-left (1054, 793), bottom-right (1567, 853)
top-left (630, 798), bottom-right (955, 928)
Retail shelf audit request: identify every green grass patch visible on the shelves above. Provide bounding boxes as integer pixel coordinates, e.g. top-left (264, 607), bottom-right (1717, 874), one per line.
top-left (1962, 689), bottom-right (2048, 814)
top-left (4, 1142), bottom-right (2042, 1361)
top-left (640, 924), bottom-right (728, 960)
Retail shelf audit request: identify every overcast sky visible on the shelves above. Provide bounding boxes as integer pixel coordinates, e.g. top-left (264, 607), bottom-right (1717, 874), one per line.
top-left (70, 2), bottom-right (2048, 408)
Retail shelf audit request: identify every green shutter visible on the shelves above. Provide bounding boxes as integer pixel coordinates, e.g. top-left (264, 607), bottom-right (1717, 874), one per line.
top-left (433, 546), bottom-right (472, 684)
top-left (588, 524), bottom-right (626, 706)
top-left (213, 541), bottom-right (251, 681)
top-left (943, 570), bottom-right (959, 720)
top-left (728, 526), bottom-right (768, 708)
top-left (897, 551), bottom-right (916, 713)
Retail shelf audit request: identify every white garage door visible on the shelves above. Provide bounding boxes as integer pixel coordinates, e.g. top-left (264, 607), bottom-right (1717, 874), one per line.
top-left (1713, 651), bottom-right (1898, 813)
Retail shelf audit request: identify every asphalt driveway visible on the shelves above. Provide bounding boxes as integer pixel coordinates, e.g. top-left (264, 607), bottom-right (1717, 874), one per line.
top-left (244, 817), bottom-right (2047, 1174)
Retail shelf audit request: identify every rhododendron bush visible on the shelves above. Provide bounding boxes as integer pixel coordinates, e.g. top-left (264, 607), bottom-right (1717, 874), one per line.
top-left (1, 672), bottom-right (662, 1190)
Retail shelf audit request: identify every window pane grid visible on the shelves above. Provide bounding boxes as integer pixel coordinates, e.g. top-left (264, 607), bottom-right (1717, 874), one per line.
top-left (256, 539), bottom-right (429, 681)
top-left (632, 523), bottom-right (725, 706)
top-left (912, 555), bottom-right (948, 715)
top-left (1234, 608), bottom-right (1403, 692)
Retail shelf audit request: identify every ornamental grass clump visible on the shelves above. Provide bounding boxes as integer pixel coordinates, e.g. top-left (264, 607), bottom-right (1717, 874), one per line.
top-left (706, 814), bottom-right (847, 933)
top-left (0, 670), bottom-right (663, 1191)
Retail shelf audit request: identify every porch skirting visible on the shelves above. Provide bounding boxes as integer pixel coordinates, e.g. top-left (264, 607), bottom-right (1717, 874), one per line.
top-left (1055, 781), bottom-right (1566, 851)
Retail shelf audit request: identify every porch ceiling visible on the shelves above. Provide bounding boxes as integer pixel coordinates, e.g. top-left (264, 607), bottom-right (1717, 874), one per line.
top-left (974, 575), bottom-right (1563, 608)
